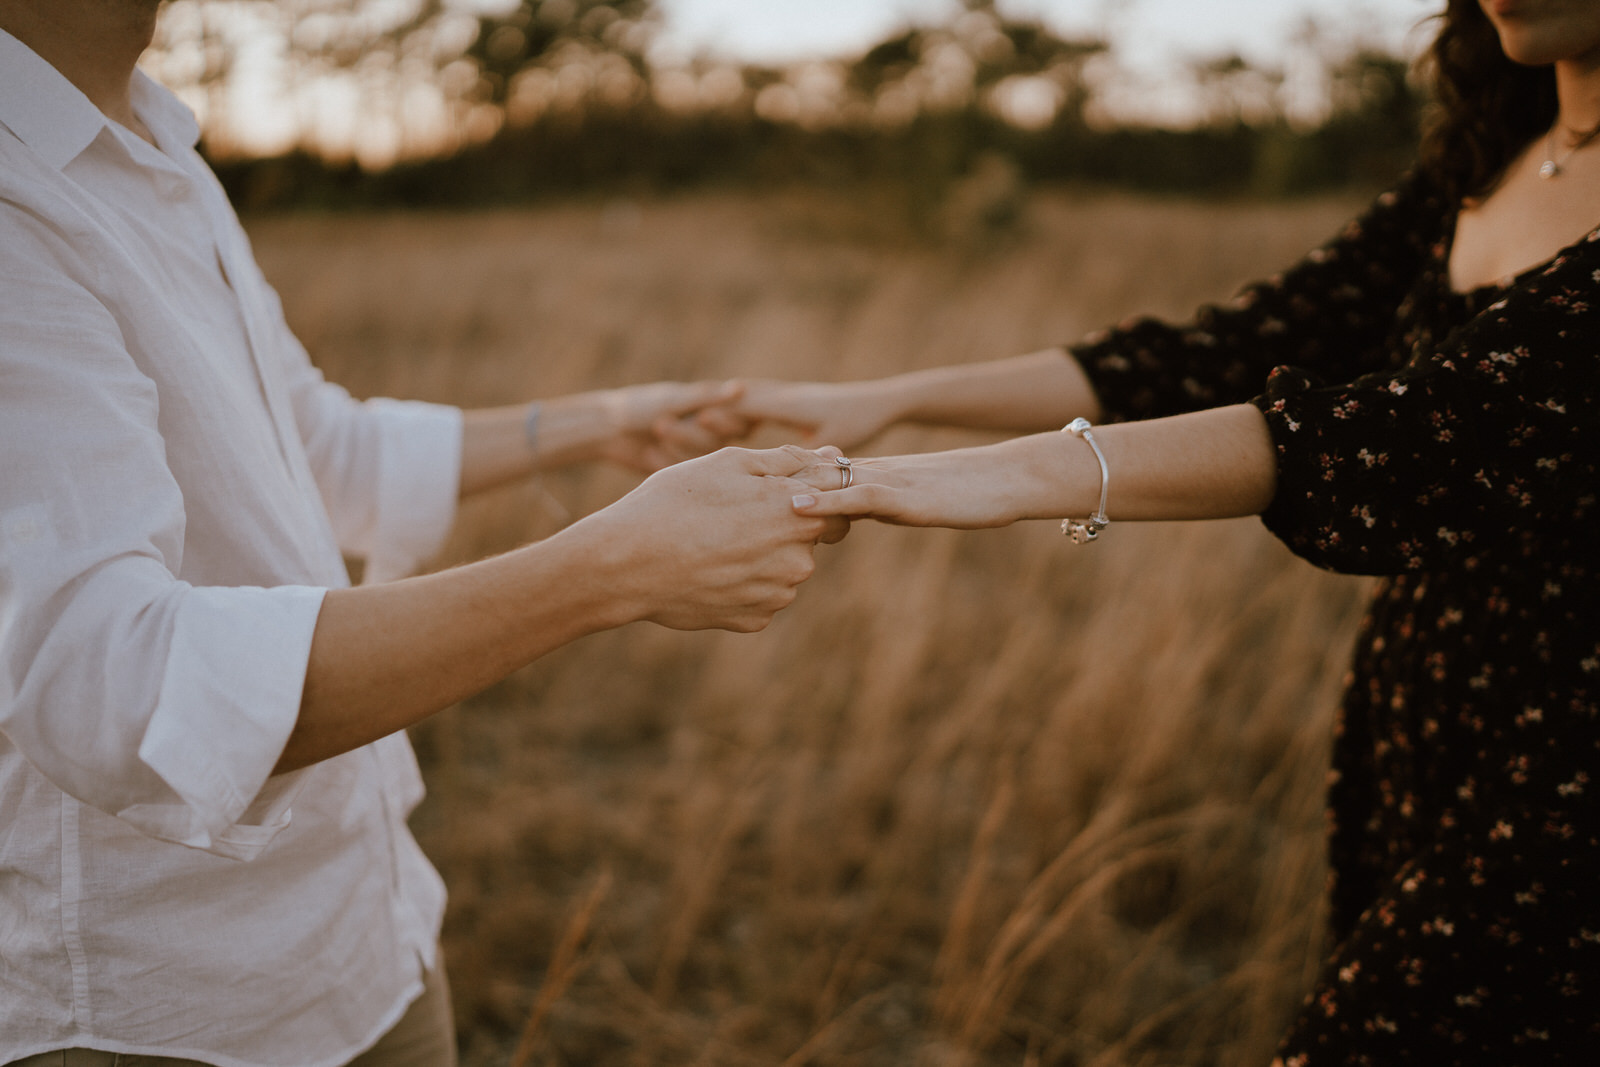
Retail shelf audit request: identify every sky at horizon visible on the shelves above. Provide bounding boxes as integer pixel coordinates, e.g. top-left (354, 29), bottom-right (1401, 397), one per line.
top-left (645, 0), bottom-right (1442, 127)
top-left (653, 0), bottom-right (1442, 69)
top-left (195, 0), bottom-right (1445, 161)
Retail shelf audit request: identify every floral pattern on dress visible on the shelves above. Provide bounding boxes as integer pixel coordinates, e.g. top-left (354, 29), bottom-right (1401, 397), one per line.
top-left (1072, 171), bottom-right (1600, 1063)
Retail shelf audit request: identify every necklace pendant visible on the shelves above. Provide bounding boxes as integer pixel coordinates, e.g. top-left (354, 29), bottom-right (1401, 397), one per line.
top-left (1539, 159), bottom-right (1560, 180)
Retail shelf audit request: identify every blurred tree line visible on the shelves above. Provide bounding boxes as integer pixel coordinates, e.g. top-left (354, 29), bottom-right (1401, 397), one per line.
top-left (149, 0), bottom-right (1426, 214)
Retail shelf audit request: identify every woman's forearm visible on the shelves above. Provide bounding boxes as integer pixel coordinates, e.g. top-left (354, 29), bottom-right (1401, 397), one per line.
top-left (1082, 403), bottom-right (1278, 521)
top-left (790, 403), bottom-right (1277, 529)
top-left (734, 349), bottom-right (1102, 451)
top-left (886, 348), bottom-right (1103, 432)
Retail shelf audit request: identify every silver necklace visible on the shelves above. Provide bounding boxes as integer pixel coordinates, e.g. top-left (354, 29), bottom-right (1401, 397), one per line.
top-left (1539, 125), bottom-right (1598, 179)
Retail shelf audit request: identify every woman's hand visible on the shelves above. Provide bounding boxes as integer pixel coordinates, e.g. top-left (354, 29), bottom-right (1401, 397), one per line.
top-left (578, 444), bottom-right (849, 631)
top-left (730, 352), bottom-right (1106, 451)
top-left (730, 378), bottom-right (905, 453)
top-left (785, 437), bottom-right (1076, 530)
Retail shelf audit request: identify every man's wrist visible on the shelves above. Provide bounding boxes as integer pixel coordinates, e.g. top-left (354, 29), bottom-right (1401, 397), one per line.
top-left (526, 511), bottom-right (651, 630)
top-left (536, 392), bottom-right (622, 467)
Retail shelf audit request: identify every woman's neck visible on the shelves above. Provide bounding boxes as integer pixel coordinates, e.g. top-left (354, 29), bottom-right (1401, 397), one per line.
top-left (1554, 53), bottom-right (1600, 141)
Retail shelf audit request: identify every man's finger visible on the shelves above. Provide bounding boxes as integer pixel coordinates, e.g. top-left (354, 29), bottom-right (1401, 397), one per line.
top-left (817, 516), bottom-right (851, 544)
top-left (670, 379), bottom-right (743, 416)
top-left (639, 444), bottom-right (673, 472)
top-left (785, 460), bottom-right (850, 493)
top-left (695, 406), bottom-right (754, 438)
top-left (655, 415), bottom-right (721, 456)
top-left (734, 444), bottom-right (830, 479)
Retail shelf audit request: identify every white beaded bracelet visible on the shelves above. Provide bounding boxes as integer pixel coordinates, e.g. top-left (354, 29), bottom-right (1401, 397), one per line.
top-left (1061, 417), bottom-right (1110, 544)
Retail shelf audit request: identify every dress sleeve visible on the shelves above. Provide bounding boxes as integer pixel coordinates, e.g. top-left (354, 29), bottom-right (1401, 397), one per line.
top-left (1249, 235), bottom-right (1599, 576)
top-left (1071, 173), bottom-right (1448, 423)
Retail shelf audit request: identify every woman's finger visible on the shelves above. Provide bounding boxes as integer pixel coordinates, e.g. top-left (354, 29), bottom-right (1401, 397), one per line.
top-left (785, 455), bottom-right (864, 493)
top-left (790, 484), bottom-right (888, 518)
top-left (764, 477), bottom-right (854, 545)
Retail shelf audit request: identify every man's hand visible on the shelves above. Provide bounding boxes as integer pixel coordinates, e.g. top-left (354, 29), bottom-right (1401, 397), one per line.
top-left (728, 378), bottom-right (904, 454)
top-left (459, 381), bottom-right (753, 495)
top-left (595, 380), bottom-right (756, 472)
top-left (578, 444), bottom-right (848, 631)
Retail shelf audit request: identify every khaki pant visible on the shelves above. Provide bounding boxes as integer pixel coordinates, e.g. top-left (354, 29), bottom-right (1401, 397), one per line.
top-left (6, 960), bottom-right (456, 1067)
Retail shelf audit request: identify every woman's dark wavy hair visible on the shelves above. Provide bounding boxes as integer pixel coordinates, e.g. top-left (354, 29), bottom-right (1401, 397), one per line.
top-left (1419, 0), bottom-right (1558, 204)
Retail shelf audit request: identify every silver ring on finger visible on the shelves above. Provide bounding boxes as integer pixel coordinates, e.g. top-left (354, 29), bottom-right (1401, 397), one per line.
top-left (834, 455), bottom-right (853, 490)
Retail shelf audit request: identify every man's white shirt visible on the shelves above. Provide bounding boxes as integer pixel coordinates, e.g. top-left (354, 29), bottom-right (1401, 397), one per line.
top-left (0, 28), bottom-right (465, 1066)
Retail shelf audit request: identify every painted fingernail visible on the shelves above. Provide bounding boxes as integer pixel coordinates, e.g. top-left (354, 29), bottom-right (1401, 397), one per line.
top-left (792, 494), bottom-right (817, 509)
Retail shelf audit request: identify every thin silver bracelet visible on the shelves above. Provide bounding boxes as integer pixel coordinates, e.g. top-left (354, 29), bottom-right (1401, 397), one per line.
top-left (524, 401), bottom-right (542, 457)
top-left (1061, 417), bottom-right (1109, 544)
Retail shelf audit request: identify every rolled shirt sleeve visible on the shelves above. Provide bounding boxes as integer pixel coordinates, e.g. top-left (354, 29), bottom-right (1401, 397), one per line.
top-left (0, 212), bottom-right (326, 860)
top-left (245, 252), bottom-right (462, 584)
top-left (294, 389), bottom-right (462, 586)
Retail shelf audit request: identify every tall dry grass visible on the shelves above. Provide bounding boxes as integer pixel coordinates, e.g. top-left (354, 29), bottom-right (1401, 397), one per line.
top-left (248, 187), bottom-right (1376, 1066)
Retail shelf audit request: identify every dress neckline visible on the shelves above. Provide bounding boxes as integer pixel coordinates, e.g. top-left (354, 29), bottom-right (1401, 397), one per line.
top-left (1441, 209), bottom-right (1600, 300)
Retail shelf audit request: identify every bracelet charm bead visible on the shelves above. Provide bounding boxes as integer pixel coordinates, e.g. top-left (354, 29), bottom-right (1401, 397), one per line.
top-left (1061, 417), bottom-right (1110, 544)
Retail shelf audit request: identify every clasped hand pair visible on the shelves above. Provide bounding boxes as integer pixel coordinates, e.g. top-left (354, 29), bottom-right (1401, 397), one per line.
top-left (635, 376), bottom-right (1033, 532)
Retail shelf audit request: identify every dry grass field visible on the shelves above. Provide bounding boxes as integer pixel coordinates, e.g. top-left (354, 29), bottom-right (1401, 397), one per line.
top-left (248, 186), bottom-right (1377, 1067)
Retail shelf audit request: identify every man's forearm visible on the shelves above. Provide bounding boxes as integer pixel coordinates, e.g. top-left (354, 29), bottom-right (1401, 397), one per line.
top-left (278, 517), bottom-right (631, 773)
top-left (277, 444), bottom-right (839, 774)
top-left (457, 395), bottom-right (620, 497)
top-left (457, 381), bottom-right (747, 497)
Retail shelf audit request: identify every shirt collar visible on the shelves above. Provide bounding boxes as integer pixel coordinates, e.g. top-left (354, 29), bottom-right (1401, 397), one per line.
top-left (0, 26), bottom-right (200, 171)
top-left (131, 67), bottom-right (203, 154)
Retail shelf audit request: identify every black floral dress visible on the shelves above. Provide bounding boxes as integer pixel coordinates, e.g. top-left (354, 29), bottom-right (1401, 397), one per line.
top-left (1071, 172), bottom-right (1600, 1064)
